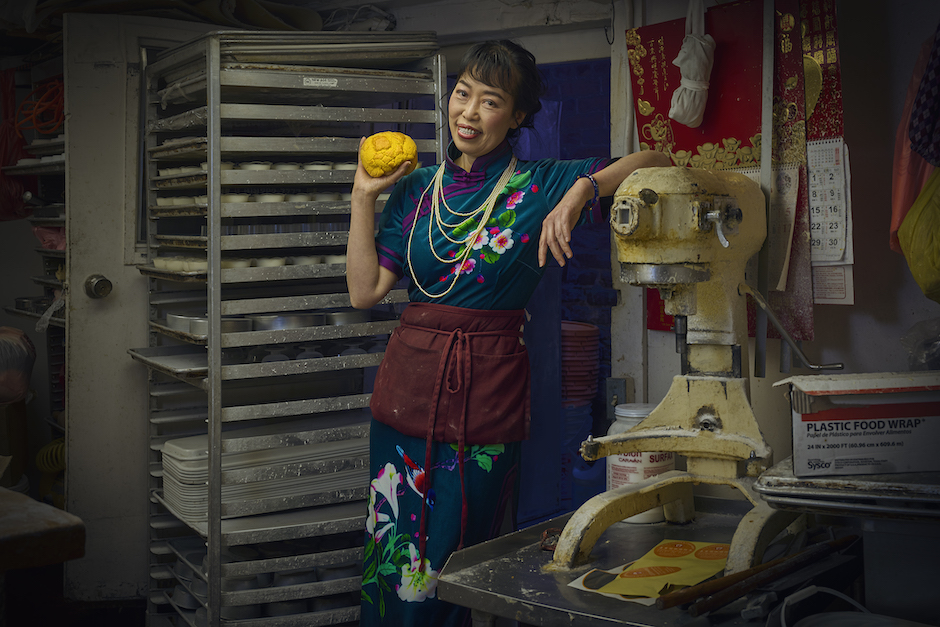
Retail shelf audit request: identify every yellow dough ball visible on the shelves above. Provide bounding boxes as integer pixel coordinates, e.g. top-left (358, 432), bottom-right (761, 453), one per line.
top-left (359, 131), bottom-right (418, 178)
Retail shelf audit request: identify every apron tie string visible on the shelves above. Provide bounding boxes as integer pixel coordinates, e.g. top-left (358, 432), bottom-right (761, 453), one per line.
top-left (400, 319), bottom-right (523, 572)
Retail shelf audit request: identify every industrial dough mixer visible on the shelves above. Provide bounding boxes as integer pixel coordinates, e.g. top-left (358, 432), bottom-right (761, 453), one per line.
top-left (550, 166), bottom-right (806, 574)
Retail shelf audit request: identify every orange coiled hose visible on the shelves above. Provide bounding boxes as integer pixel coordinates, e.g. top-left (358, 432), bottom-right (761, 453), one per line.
top-left (15, 77), bottom-right (64, 138)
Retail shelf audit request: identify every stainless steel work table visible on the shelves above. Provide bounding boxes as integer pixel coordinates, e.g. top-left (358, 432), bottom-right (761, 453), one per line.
top-left (438, 500), bottom-right (757, 627)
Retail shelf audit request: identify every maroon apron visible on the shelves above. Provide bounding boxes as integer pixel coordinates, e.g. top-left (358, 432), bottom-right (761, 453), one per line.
top-left (370, 302), bottom-right (530, 445)
top-left (369, 302), bottom-right (531, 561)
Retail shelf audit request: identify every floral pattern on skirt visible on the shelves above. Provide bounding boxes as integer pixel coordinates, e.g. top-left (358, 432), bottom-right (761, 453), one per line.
top-left (361, 419), bottom-right (520, 626)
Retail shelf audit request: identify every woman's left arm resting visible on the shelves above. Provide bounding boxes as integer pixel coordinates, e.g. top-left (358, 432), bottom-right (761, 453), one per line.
top-left (538, 150), bottom-right (671, 267)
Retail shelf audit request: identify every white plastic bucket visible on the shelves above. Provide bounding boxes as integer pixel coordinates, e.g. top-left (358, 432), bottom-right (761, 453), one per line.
top-left (607, 403), bottom-right (675, 523)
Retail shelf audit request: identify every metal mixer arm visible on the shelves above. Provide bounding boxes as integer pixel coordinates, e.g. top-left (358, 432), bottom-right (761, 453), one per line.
top-left (738, 283), bottom-right (843, 371)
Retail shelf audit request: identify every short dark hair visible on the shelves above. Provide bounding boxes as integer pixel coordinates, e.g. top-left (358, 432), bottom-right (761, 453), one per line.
top-left (455, 40), bottom-right (545, 137)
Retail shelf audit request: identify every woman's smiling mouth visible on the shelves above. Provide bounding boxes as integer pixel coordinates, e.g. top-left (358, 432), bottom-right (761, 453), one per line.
top-left (456, 124), bottom-right (480, 139)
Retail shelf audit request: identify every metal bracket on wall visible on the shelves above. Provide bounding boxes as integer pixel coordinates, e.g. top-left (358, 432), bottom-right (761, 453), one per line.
top-left (605, 376), bottom-right (632, 427)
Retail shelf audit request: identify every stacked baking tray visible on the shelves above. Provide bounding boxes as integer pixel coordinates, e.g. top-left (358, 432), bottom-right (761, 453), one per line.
top-left (161, 411), bottom-right (371, 523)
top-left (755, 457), bottom-right (940, 521)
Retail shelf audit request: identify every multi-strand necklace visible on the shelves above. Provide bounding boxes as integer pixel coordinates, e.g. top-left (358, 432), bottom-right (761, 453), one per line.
top-left (406, 156), bottom-right (517, 299)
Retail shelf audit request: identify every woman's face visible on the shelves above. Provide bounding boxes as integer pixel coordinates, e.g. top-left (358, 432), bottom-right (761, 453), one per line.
top-left (448, 73), bottom-right (525, 170)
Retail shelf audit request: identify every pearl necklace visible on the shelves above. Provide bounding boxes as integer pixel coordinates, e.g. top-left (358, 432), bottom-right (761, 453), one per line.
top-left (406, 156), bottom-right (518, 299)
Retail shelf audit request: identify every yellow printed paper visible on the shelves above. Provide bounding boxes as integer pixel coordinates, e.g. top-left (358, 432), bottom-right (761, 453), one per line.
top-left (567, 562), bottom-right (658, 606)
top-left (597, 539), bottom-right (729, 598)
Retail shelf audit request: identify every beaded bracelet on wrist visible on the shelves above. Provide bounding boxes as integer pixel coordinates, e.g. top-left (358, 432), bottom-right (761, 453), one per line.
top-left (576, 172), bottom-right (599, 210)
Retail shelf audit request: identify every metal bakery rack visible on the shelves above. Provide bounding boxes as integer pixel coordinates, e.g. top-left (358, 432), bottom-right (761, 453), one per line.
top-left (128, 30), bottom-right (445, 627)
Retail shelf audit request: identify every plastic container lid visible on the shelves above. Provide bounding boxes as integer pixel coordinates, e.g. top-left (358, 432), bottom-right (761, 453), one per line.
top-left (614, 403), bottom-right (659, 419)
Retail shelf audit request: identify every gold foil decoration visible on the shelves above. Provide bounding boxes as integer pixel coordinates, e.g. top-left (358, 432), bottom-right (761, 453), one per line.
top-left (780, 120), bottom-right (807, 165)
top-left (640, 114), bottom-right (675, 154)
top-left (637, 99), bottom-right (655, 116)
top-left (739, 146), bottom-right (756, 166)
top-left (803, 54), bottom-right (822, 119)
top-left (628, 44), bottom-right (648, 90)
top-left (629, 44), bottom-right (648, 63)
top-left (671, 149), bottom-right (692, 166)
top-left (625, 28), bottom-right (641, 46)
top-left (781, 13), bottom-right (795, 32)
top-left (698, 142), bottom-right (719, 159)
top-left (773, 97), bottom-right (799, 126)
top-left (672, 135), bottom-right (763, 170)
top-left (767, 82), bottom-right (808, 166)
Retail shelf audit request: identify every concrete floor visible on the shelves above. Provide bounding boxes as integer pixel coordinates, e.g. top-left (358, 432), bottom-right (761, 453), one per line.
top-left (3, 563), bottom-right (145, 627)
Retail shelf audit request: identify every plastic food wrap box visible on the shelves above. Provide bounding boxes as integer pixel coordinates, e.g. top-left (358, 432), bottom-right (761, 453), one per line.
top-left (775, 372), bottom-right (940, 477)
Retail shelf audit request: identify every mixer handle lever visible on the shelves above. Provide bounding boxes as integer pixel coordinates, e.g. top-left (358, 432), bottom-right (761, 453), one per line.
top-left (695, 198), bottom-right (742, 248)
top-left (708, 210), bottom-right (731, 247)
top-left (705, 203), bottom-right (743, 248)
top-left (739, 283), bottom-right (844, 371)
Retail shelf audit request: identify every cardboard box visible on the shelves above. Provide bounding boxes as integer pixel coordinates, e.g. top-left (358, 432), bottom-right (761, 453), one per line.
top-left (776, 372), bottom-right (940, 477)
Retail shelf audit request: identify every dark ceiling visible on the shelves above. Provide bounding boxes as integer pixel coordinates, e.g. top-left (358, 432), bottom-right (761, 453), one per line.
top-left (0, 0), bottom-right (416, 65)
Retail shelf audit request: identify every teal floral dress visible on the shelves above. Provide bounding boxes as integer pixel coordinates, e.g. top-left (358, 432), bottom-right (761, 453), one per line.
top-left (376, 140), bottom-right (609, 309)
top-left (363, 420), bottom-right (520, 625)
top-left (362, 140), bottom-right (609, 626)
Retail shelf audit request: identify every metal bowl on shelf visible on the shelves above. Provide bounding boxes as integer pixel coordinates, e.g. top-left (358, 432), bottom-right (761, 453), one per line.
top-left (30, 297), bottom-right (53, 314)
top-left (166, 311), bottom-right (205, 332)
top-left (171, 584), bottom-right (201, 610)
top-left (249, 312), bottom-right (323, 331)
top-left (325, 310), bottom-right (370, 325)
top-left (190, 317), bottom-right (252, 336)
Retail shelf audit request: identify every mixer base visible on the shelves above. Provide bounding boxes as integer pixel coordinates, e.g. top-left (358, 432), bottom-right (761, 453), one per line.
top-left (547, 470), bottom-right (803, 573)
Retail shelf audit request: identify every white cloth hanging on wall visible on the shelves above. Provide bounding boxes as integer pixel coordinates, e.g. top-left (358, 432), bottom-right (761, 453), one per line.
top-left (668, 0), bottom-right (716, 128)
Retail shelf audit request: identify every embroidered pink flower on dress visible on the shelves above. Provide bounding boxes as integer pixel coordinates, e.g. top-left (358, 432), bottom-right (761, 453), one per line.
top-left (520, 233), bottom-right (530, 243)
top-left (530, 184), bottom-right (539, 193)
top-left (506, 190), bottom-right (525, 209)
top-left (451, 257), bottom-right (476, 275)
top-left (397, 543), bottom-right (438, 603)
top-left (489, 228), bottom-right (515, 254)
top-left (367, 463), bottom-right (401, 542)
top-left (470, 230), bottom-right (489, 250)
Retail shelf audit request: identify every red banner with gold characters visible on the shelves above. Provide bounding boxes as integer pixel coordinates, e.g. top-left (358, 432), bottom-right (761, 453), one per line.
top-left (801, 0), bottom-right (843, 141)
top-left (626, 0), bottom-right (763, 168)
top-left (752, 0), bottom-right (814, 342)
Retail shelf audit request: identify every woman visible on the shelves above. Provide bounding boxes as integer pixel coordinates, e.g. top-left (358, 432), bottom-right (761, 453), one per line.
top-left (347, 40), bottom-right (669, 626)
